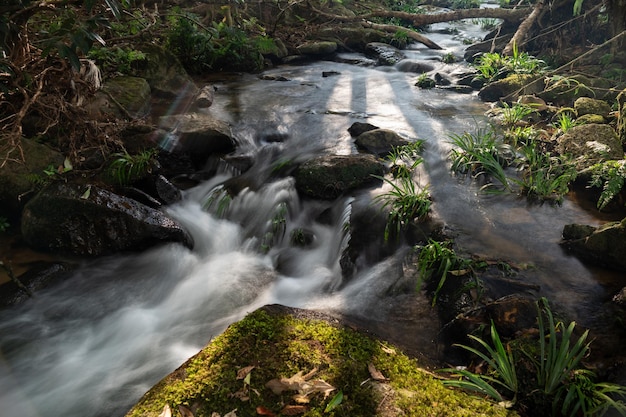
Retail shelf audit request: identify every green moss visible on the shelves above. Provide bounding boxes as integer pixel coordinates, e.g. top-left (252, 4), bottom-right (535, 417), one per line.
top-left (125, 307), bottom-right (518, 417)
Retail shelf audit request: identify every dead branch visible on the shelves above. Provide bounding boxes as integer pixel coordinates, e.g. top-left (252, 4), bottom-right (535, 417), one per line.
top-left (361, 21), bottom-right (442, 49)
top-left (502, 0), bottom-right (544, 55)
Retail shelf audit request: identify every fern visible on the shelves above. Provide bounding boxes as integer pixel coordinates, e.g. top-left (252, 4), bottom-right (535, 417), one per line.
top-left (588, 160), bottom-right (626, 211)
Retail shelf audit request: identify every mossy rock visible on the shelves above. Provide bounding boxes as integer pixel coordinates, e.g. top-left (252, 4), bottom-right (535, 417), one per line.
top-left (478, 74), bottom-right (541, 102)
top-left (125, 305), bottom-right (518, 417)
top-left (294, 154), bottom-right (385, 199)
top-left (574, 97), bottom-right (612, 118)
top-left (576, 113), bottom-right (607, 124)
top-left (100, 76), bottom-right (151, 119)
top-left (0, 138), bottom-right (64, 219)
top-left (556, 123), bottom-right (623, 171)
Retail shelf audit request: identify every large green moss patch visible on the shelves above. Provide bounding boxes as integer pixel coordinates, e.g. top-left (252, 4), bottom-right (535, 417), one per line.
top-left (125, 305), bottom-right (518, 417)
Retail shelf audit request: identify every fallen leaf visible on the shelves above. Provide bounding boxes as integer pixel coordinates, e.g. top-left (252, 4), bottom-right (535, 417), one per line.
top-left (381, 345), bottom-right (396, 355)
top-left (224, 410), bottom-right (238, 417)
top-left (368, 363), bottom-right (389, 382)
top-left (229, 390), bottom-right (249, 401)
top-left (307, 379), bottom-right (336, 397)
top-left (280, 405), bottom-right (308, 415)
top-left (178, 405), bottom-right (194, 417)
top-left (266, 371), bottom-right (306, 394)
top-left (255, 406), bottom-right (275, 416)
top-left (158, 405), bottom-right (172, 417)
top-left (237, 366), bottom-right (255, 380)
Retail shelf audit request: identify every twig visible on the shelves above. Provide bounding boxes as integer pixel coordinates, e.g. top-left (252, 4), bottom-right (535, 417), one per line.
top-left (0, 260), bottom-right (33, 297)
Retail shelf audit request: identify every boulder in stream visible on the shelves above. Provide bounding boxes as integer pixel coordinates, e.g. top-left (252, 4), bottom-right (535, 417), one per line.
top-left (21, 182), bottom-right (193, 256)
top-left (294, 154), bottom-right (385, 199)
top-left (561, 219), bottom-right (626, 271)
top-left (159, 113), bottom-right (236, 167)
top-left (355, 128), bottom-right (411, 156)
top-left (365, 42), bottom-right (406, 66)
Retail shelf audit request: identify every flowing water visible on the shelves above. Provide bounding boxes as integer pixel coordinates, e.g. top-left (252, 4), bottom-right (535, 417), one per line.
top-left (1, 19), bottom-right (625, 417)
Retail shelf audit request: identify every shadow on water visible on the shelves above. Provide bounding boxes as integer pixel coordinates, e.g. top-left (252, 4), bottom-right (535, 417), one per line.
top-left (2, 21), bottom-right (626, 417)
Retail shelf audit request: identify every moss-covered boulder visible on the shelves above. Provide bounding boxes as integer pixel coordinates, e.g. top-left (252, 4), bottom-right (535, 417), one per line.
top-left (125, 305), bottom-right (518, 417)
top-left (294, 154), bottom-right (385, 199)
top-left (0, 139), bottom-right (64, 219)
top-left (574, 97), bottom-right (612, 118)
top-left (159, 113), bottom-right (236, 168)
top-left (478, 74), bottom-right (541, 103)
top-left (618, 89), bottom-right (626, 144)
top-left (556, 123), bottom-right (623, 171)
top-left (98, 76), bottom-right (151, 119)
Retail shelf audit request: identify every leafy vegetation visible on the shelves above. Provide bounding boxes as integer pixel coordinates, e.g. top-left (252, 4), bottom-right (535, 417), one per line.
top-left (374, 143), bottom-right (431, 241)
top-left (166, 10), bottom-right (266, 74)
top-left (588, 160), bottom-right (626, 210)
top-left (441, 298), bottom-right (626, 417)
top-left (474, 44), bottom-right (547, 83)
top-left (0, 216), bottom-right (9, 232)
top-left (107, 149), bottom-right (157, 186)
top-left (415, 239), bottom-right (474, 305)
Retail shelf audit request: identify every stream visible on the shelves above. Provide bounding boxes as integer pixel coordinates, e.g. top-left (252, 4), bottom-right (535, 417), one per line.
top-left (1, 18), bottom-right (625, 417)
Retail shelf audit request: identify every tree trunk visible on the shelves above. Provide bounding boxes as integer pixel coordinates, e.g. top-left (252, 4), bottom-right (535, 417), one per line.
top-left (361, 21), bottom-right (443, 49)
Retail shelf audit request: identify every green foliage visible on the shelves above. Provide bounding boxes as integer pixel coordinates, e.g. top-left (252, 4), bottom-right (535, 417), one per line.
top-left (441, 298), bottom-right (626, 417)
top-left (373, 173), bottom-right (431, 241)
top-left (415, 239), bottom-right (472, 306)
top-left (107, 149), bottom-right (157, 186)
top-left (448, 128), bottom-right (513, 192)
top-left (588, 160), bottom-right (626, 210)
top-left (203, 185), bottom-right (232, 218)
top-left (544, 75), bottom-right (595, 98)
top-left (166, 11), bottom-right (265, 74)
top-left (415, 73), bottom-right (436, 89)
top-left (0, 216), bottom-right (9, 233)
top-left (474, 46), bottom-right (546, 83)
top-left (551, 110), bottom-right (577, 133)
top-left (442, 52), bottom-right (456, 64)
top-left (471, 18), bottom-right (500, 31)
top-left (386, 141), bottom-right (426, 179)
top-left (513, 146), bottom-right (577, 204)
top-left (499, 102), bottom-right (534, 127)
top-left (391, 30), bottom-right (409, 49)
top-left (87, 46), bottom-right (146, 75)
top-left (442, 321), bottom-right (518, 405)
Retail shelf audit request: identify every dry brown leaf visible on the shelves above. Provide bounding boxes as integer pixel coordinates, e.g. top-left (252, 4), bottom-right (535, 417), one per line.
top-left (381, 345), bottom-right (396, 355)
top-left (158, 405), bottom-right (172, 417)
top-left (368, 363), bottom-right (389, 382)
top-left (236, 366), bottom-right (255, 380)
top-left (255, 406), bottom-right (276, 416)
top-left (224, 410), bottom-right (238, 417)
top-left (307, 379), bottom-right (336, 397)
top-left (178, 405), bottom-right (194, 417)
top-left (280, 405), bottom-right (308, 415)
top-left (228, 390), bottom-right (249, 401)
top-left (265, 371), bottom-right (306, 394)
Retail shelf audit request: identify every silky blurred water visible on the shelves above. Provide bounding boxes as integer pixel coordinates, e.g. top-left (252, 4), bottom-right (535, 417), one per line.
top-left (1, 18), bottom-right (624, 417)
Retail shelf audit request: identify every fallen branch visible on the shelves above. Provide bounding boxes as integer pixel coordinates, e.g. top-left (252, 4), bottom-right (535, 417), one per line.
top-left (502, 0), bottom-right (544, 55)
top-left (361, 21), bottom-right (442, 49)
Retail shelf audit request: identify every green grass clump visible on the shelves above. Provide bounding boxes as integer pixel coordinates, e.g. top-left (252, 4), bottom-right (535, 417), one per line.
top-left (125, 307), bottom-right (518, 417)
